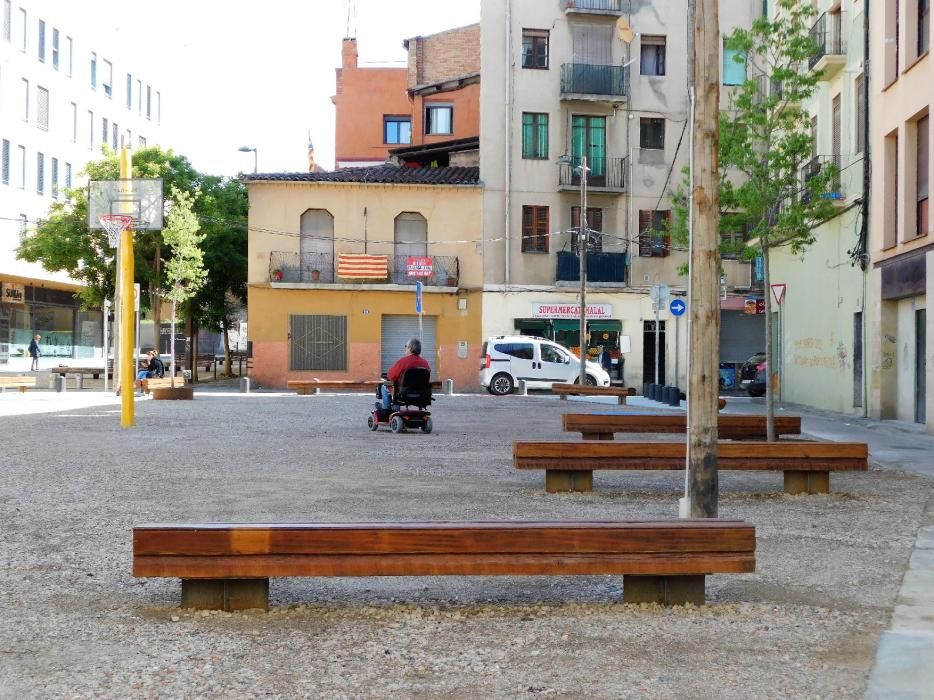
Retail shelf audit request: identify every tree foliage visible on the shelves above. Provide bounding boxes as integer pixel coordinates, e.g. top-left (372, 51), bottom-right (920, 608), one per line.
top-left (163, 186), bottom-right (206, 306)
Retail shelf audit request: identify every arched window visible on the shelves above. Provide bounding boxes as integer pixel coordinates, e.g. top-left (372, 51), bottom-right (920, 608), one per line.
top-left (393, 212), bottom-right (427, 258)
top-left (299, 209), bottom-right (334, 281)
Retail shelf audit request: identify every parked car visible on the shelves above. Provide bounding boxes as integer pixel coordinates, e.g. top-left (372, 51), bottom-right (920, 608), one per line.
top-left (739, 351), bottom-right (767, 397)
top-left (479, 335), bottom-right (612, 396)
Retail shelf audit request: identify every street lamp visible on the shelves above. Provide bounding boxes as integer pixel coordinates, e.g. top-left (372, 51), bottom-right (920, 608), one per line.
top-left (238, 146), bottom-right (258, 173)
top-left (557, 153), bottom-right (591, 385)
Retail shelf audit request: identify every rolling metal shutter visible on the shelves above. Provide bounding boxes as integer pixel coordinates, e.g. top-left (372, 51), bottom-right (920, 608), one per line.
top-left (381, 315), bottom-right (437, 375)
top-left (720, 310), bottom-right (765, 363)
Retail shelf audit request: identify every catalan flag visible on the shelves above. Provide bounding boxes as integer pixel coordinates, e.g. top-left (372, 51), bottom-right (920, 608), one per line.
top-left (308, 132), bottom-right (316, 173)
top-left (337, 254), bottom-right (389, 279)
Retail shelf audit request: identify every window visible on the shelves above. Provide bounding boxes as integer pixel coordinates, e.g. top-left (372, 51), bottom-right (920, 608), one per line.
top-left (540, 344), bottom-right (568, 365)
top-left (66, 36), bottom-right (72, 75)
top-left (383, 116), bottom-right (411, 144)
top-left (522, 29), bottom-right (549, 69)
top-left (51, 157), bottom-right (58, 198)
top-left (37, 18), bottom-right (44, 61)
top-left (103, 59), bottom-right (112, 97)
top-left (157, 91), bottom-right (161, 124)
top-left (137, 79), bottom-right (142, 113)
top-left (102, 117), bottom-right (108, 146)
top-left (1, 139), bottom-right (9, 184)
top-left (571, 115), bottom-right (607, 181)
top-left (90, 52), bottom-right (97, 89)
top-left (918, 115), bottom-right (929, 237)
top-left (521, 112), bottom-right (549, 159)
top-left (112, 122), bottom-right (118, 150)
top-left (71, 102), bottom-right (77, 142)
top-left (571, 207), bottom-right (603, 253)
top-left (289, 315), bottom-right (347, 371)
top-left (640, 35), bottom-right (666, 76)
top-left (425, 103), bottom-right (452, 135)
top-left (88, 110), bottom-right (94, 148)
top-left (126, 129), bottom-right (131, 147)
top-left (921, 0), bottom-right (931, 56)
top-left (640, 117), bottom-right (665, 149)
top-left (19, 214), bottom-right (27, 242)
top-left (65, 162), bottom-right (72, 189)
top-left (51, 27), bottom-right (58, 68)
top-left (723, 42), bottom-right (746, 85)
top-left (2, 1), bottom-right (10, 42)
top-left (36, 86), bottom-right (49, 130)
top-left (138, 135), bottom-right (146, 148)
top-left (126, 73), bottom-right (132, 109)
top-left (638, 210), bottom-right (672, 257)
top-left (394, 212), bottom-right (428, 257)
top-left (17, 145), bottom-right (25, 188)
top-left (493, 342), bottom-right (534, 360)
top-left (21, 78), bottom-right (28, 121)
top-left (36, 152), bottom-right (44, 195)
top-left (855, 74), bottom-right (866, 154)
top-left (521, 205), bottom-right (549, 253)
top-left (18, 7), bottom-right (24, 51)
top-left (146, 84), bottom-right (151, 119)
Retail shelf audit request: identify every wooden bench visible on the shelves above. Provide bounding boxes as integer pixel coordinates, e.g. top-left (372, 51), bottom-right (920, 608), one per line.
top-left (563, 413), bottom-right (802, 440)
top-left (132, 520), bottom-right (756, 610)
top-left (552, 383), bottom-right (633, 404)
top-left (514, 440), bottom-right (868, 494)
top-left (0, 376), bottom-right (37, 393)
top-left (138, 376), bottom-right (184, 394)
top-left (288, 379), bottom-right (443, 395)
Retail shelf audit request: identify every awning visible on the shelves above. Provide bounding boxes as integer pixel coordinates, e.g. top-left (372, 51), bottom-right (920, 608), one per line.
top-left (587, 320), bottom-right (622, 332)
top-left (552, 320), bottom-right (580, 332)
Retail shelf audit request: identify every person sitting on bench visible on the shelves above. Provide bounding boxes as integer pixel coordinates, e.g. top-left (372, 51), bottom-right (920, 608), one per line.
top-left (137, 351), bottom-right (165, 380)
top-left (380, 338), bottom-right (431, 411)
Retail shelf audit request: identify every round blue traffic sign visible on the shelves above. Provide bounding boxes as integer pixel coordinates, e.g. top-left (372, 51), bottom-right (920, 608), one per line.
top-left (669, 299), bottom-right (686, 317)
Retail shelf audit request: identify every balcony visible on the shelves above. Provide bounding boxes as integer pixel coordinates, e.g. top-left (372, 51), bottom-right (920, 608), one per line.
top-left (268, 252), bottom-right (460, 287)
top-left (560, 63), bottom-right (629, 102)
top-left (800, 155), bottom-right (844, 206)
top-left (808, 12), bottom-right (846, 79)
top-left (564, 0), bottom-right (624, 17)
top-left (558, 155), bottom-right (627, 194)
top-left (556, 251), bottom-right (628, 285)
top-left (752, 73), bottom-right (800, 109)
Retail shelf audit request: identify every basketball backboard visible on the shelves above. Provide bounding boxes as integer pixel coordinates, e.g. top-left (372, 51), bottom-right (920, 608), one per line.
top-left (88, 179), bottom-right (164, 230)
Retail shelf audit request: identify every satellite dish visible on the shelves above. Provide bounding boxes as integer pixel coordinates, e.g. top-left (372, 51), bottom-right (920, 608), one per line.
top-left (616, 17), bottom-right (635, 44)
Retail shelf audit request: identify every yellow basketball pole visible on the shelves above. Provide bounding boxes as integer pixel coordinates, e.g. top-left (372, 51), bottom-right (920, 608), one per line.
top-left (119, 149), bottom-right (135, 427)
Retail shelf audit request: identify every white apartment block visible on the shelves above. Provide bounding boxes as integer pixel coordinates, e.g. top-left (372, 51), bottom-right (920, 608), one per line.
top-left (0, 0), bottom-right (163, 366)
top-left (480, 0), bottom-right (759, 389)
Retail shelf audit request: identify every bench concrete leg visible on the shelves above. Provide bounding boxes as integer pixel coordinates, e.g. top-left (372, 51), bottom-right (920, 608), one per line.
top-left (545, 469), bottom-right (593, 493)
top-left (559, 393), bottom-right (567, 400)
top-left (581, 432), bottom-right (613, 441)
top-left (75, 375), bottom-right (84, 390)
top-left (617, 396), bottom-right (626, 405)
top-left (623, 575), bottom-right (706, 605)
top-left (784, 470), bottom-right (830, 495)
top-left (181, 579), bottom-right (269, 611)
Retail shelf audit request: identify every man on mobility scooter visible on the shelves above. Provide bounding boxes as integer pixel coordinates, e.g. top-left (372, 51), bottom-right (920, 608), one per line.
top-left (368, 337), bottom-right (434, 433)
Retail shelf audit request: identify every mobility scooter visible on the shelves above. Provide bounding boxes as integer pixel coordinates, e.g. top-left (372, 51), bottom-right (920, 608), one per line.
top-left (367, 367), bottom-right (433, 433)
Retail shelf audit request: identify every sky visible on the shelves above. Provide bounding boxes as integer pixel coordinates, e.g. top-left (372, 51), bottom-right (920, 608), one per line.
top-left (41, 0), bottom-right (481, 176)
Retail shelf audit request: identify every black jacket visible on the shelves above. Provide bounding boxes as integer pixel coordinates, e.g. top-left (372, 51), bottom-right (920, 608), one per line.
top-left (149, 355), bottom-right (165, 378)
top-left (28, 340), bottom-right (41, 358)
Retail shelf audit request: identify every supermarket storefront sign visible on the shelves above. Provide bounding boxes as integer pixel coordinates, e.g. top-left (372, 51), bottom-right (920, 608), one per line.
top-left (531, 303), bottom-right (613, 319)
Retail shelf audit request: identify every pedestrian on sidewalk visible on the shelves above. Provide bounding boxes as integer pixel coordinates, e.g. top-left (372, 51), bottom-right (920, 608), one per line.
top-left (28, 334), bottom-right (41, 371)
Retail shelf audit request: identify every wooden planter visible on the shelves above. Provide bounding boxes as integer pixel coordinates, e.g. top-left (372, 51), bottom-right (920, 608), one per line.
top-left (152, 386), bottom-right (194, 401)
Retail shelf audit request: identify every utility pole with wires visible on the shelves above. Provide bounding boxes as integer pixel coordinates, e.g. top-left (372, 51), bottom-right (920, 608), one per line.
top-left (684, 0), bottom-right (721, 518)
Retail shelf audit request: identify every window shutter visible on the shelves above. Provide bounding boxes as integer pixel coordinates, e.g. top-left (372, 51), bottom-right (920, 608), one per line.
top-left (535, 206), bottom-right (549, 252)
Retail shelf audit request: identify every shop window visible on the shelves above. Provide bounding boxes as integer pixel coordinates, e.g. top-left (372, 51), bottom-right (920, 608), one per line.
top-left (521, 205), bottom-right (549, 253)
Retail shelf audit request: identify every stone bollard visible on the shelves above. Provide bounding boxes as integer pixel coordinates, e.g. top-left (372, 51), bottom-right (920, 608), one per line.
top-left (445, 379), bottom-right (454, 395)
top-left (75, 374), bottom-right (84, 391)
top-left (517, 379), bottom-right (528, 396)
top-left (239, 377), bottom-right (251, 393)
top-left (54, 375), bottom-right (67, 393)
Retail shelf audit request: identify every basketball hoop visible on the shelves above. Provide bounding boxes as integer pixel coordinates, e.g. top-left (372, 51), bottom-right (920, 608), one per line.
top-left (99, 214), bottom-right (134, 249)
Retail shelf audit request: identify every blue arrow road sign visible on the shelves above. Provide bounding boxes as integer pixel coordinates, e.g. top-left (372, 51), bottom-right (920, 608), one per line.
top-left (415, 281), bottom-right (423, 313)
top-left (669, 298), bottom-right (686, 316)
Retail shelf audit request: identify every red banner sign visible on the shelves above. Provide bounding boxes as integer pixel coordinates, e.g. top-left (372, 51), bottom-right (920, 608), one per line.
top-left (406, 256), bottom-right (434, 278)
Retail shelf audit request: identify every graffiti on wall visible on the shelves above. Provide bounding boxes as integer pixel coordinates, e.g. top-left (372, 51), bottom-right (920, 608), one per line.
top-left (791, 336), bottom-right (849, 372)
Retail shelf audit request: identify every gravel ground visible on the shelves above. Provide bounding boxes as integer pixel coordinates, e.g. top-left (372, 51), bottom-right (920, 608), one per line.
top-left (0, 391), bottom-right (928, 698)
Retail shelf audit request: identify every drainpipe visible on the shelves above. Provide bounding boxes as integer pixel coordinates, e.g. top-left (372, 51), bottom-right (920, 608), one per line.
top-left (861, 0), bottom-right (870, 415)
top-left (504, 0), bottom-right (513, 288)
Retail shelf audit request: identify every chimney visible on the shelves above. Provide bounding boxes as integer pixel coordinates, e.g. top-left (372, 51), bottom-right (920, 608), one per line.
top-left (341, 38), bottom-right (358, 69)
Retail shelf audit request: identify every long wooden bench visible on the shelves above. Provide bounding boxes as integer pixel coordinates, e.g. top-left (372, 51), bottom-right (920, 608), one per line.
top-left (552, 383), bottom-right (633, 404)
top-left (563, 412), bottom-right (802, 440)
top-left (0, 376), bottom-right (37, 393)
top-left (288, 379), bottom-right (443, 395)
top-left (139, 376), bottom-right (184, 394)
top-left (514, 440), bottom-right (868, 494)
top-left (132, 520), bottom-right (756, 610)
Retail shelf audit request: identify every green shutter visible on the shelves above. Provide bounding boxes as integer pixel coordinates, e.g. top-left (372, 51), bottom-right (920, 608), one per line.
top-left (522, 113), bottom-right (533, 158)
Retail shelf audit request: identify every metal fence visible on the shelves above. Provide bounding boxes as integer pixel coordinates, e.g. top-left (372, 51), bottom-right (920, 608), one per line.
top-left (269, 252), bottom-right (460, 287)
top-left (809, 12), bottom-right (845, 69)
top-left (559, 155), bottom-right (627, 191)
top-left (566, 0), bottom-right (624, 11)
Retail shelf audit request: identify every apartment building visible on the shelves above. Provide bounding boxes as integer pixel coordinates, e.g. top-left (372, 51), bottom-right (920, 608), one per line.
top-left (480, 0), bottom-right (758, 389)
top-left (0, 1), bottom-right (163, 366)
top-left (332, 24), bottom-right (480, 169)
top-left (768, 0), bottom-right (869, 414)
top-left (870, 0), bottom-right (932, 429)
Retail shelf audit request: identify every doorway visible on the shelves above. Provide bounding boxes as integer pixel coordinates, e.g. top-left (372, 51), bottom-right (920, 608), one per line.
top-left (643, 320), bottom-right (666, 385)
top-left (853, 312), bottom-right (863, 408)
top-left (916, 309), bottom-right (926, 424)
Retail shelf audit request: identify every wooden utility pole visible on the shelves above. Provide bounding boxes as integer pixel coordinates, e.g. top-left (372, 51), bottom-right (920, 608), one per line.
top-left (686, 0), bottom-right (721, 518)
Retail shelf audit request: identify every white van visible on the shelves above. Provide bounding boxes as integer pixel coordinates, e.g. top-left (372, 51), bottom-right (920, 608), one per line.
top-left (478, 335), bottom-right (611, 395)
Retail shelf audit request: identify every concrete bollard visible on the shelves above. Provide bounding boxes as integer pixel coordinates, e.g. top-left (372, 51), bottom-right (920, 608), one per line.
top-left (239, 377), bottom-right (251, 393)
top-left (445, 379), bottom-right (454, 395)
top-left (75, 374), bottom-right (84, 391)
top-left (54, 375), bottom-right (67, 393)
top-left (517, 379), bottom-right (528, 396)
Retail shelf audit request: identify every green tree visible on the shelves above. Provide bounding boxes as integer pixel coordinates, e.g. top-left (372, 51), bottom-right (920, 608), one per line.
top-left (162, 186), bottom-right (207, 381)
top-left (674, 0), bottom-right (838, 439)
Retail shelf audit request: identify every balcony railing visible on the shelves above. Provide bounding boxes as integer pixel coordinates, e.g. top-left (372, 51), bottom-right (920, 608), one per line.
top-left (809, 12), bottom-right (845, 70)
top-left (565, 0), bottom-right (624, 13)
top-left (800, 155), bottom-right (843, 204)
top-left (556, 251), bottom-right (628, 284)
top-left (269, 252), bottom-right (460, 287)
top-left (561, 63), bottom-right (629, 99)
top-left (558, 155), bottom-right (627, 191)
